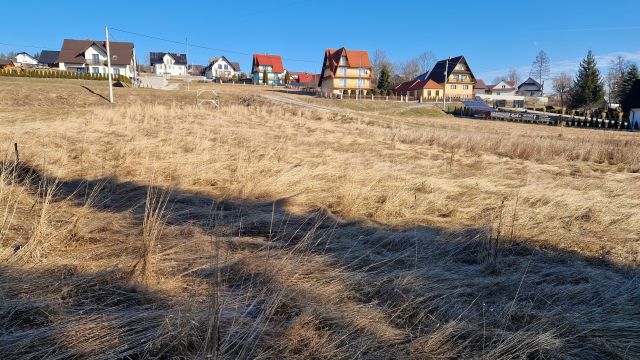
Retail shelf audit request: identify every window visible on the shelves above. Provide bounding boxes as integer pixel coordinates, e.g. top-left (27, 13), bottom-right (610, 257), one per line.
top-left (92, 67), bottom-right (99, 74)
top-left (435, 90), bottom-right (440, 97)
top-left (358, 79), bottom-right (366, 87)
top-left (501, 85), bottom-right (506, 88)
top-left (218, 64), bottom-right (223, 69)
top-left (92, 54), bottom-right (99, 64)
top-left (463, 85), bottom-right (469, 90)
top-left (456, 64), bottom-right (464, 70)
top-left (359, 68), bottom-right (368, 76)
top-left (339, 79), bottom-right (347, 87)
top-left (113, 67), bottom-right (120, 75)
top-left (338, 67), bottom-right (346, 76)
top-left (224, 64), bottom-right (228, 70)
top-left (340, 56), bottom-right (347, 65)
top-left (450, 84), bottom-right (457, 89)
top-left (427, 90), bottom-right (432, 97)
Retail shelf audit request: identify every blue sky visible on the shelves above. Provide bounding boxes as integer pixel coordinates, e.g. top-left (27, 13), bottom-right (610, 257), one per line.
top-left (1, 0), bottom-right (639, 81)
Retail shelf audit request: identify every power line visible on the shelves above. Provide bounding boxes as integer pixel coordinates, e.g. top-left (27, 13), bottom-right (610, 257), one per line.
top-left (109, 27), bottom-right (317, 63)
top-left (0, 41), bottom-right (57, 51)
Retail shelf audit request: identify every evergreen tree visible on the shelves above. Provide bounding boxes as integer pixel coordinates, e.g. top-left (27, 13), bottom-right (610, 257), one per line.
top-left (619, 64), bottom-right (639, 110)
top-left (570, 50), bottom-right (605, 110)
top-left (284, 71), bottom-right (291, 85)
top-left (377, 64), bottom-right (391, 91)
top-left (262, 68), bottom-right (268, 85)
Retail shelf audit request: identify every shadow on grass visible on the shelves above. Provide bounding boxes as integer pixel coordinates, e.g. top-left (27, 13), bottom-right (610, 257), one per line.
top-left (1, 161), bottom-right (638, 359)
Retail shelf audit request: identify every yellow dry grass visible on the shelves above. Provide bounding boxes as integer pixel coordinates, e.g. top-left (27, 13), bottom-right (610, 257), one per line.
top-left (0, 77), bottom-right (638, 359)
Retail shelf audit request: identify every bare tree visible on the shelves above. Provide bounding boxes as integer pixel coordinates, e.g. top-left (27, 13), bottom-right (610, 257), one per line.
top-left (372, 49), bottom-right (391, 79)
top-left (552, 73), bottom-right (572, 109)
top-left (397, 58), bottom-right (421, 81)
top-left (507, 68), bottom-right (521, 86)
top-left (607, 55), bottom-right (628, 103)
top-left (417, 51), bottom-right (436, 75)
top-left (530, 50), bottom-right (551, 94)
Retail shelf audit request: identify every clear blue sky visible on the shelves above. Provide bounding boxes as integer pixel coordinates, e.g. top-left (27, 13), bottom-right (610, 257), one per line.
top-left (1, 0), bottom-right (639, 81)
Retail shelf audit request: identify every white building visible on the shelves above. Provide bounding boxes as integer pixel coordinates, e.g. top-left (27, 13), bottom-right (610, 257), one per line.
top-left (628, 80), bottom-right (640, 130)
top-left (57, 39), bottom-right (136, 78)
top-left (150, 52), bottom-right (187, 78)
top-left (205, 56), bottom-right (240, 80)
top-left (14, 52), bottom-right (38, 67)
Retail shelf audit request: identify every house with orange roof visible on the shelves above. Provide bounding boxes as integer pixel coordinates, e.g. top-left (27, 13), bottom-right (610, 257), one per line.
top-left (318, 47), bottom-right (373, 97)
top-left (395, 79), bottom-right (443, 101)
top-left (251, 54), bottom-right (284, 85)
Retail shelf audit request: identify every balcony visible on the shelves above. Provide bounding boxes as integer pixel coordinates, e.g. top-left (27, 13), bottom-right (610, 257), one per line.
top-left (86, 59), bottom-right (106, 66)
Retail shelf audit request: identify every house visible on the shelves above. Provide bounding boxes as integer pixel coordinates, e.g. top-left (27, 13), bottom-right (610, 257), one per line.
top-left (150, 52), bottom-right (187, 77)
top-left (0, 60), bottom-right (15, 69)
top-left (625, 80), bottom-right (640, 130)
top-left (318, 47), bottom-right (373, 96)
top-left (477, 80), bottom-right (525, 108)
top-left (58, 39), bottom-right (136, 77)
top-left (189, 65), bottom-right (205, 76)
top-left (14, 52), bottom-right (38, 67)
top-left (517, 77), bottom-right (543, 96)
top-left (205, 56), bottom-right (240, 80)
top-left (474, 79), bottom-right (487, 95)
top-left (487, 80), bottom-right (517, 96)
top-left (37, 50), bottom-right (60, 68)
top-left (251, 54), bottom-right (284, 85)
top-left (289, 72), bottom-right (320, 89)
top-left (396, 56), bottom-right (476, 101)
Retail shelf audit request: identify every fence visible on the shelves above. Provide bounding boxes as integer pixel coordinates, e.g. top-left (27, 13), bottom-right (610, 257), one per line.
top-left (0, 68), bottom-right (132, 85)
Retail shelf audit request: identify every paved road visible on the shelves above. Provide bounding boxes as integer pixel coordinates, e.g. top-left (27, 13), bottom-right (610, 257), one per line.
top-left (138, 75), bottom-right (168, 90)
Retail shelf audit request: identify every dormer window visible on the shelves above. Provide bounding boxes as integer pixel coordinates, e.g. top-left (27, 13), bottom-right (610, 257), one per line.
top-left (501, 85), bottom-right (506, 88)
top-left (339, 56), bottom-right (348, 65)
top-left (112, 55), bottom-right (117, 61)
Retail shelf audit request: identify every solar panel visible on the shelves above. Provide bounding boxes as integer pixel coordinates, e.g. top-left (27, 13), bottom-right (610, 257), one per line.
top-left (462, 101), bottom-right (494, 112)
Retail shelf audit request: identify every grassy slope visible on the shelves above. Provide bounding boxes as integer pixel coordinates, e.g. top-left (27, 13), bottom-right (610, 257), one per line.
top-left (0, 77), bottom-right (638, 359)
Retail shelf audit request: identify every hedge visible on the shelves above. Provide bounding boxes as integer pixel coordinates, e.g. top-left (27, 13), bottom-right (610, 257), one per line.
top-left (0, 68), bottom-right (131, 85)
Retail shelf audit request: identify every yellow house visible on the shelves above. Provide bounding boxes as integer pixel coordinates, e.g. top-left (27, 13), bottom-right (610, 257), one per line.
top-left (423, 56), bottom-right (476, 101)
top-left (319, 47), bottom-right (373, 97)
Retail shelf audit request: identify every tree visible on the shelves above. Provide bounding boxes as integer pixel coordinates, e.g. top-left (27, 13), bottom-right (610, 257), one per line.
top-left (417, 51), bottom-right (436, 75)
top-left (507, 68), bottom-right (521, 87)
top-left (284, 71), bottom-right (291, 85)
top-left (570, 50), bottom-right (605, 110)
top-left (530, 50), bottom-right (551, 94)
top-left (262, 68), bottom-right (268, 85)
top-left (398, 58), bottom-right (420, 81)
top-left (371, 49), bottom-right (391, 79)
top-left (620, 64), bottom-right (640, 111)
top-left (552, 73), bottom-right (573, 109)
top-left (607, 56), bottom-right (628, 103)
top-left (377, 64), bottom-right (391, 91)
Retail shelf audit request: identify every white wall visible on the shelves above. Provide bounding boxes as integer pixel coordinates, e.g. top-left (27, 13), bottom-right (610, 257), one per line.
top-left (58, 43), bottom-right (134, 78)
top-left (631, 109), bottom-right (640, 130)
top-left (14, 54), bottom-right (38, 66)
top-left (153, 54), bottom-right (187, 77)
top-left (206, 58), bottom-right (237, 79)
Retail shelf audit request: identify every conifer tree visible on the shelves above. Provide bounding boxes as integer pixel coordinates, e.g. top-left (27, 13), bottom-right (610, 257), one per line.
top-left (262, 68), bottom-right (268, 85)
top-left (570, 50), bottom-right (605, 110)
top-left (377, 64), bottom-right (391, 91)
top-left (621, 64), bottom-right (639, 112)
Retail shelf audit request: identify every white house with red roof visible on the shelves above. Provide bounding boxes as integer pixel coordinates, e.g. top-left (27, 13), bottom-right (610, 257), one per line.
top-left (251, 54), bottom-right (284, 85)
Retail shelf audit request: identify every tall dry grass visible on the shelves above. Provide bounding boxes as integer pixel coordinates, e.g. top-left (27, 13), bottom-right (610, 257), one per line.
top-left (0, 79), bottom-right (638, 359)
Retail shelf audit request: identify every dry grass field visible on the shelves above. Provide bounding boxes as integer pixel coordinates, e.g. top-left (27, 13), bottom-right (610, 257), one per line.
top-left (0, 77), bottom-right (638, 359)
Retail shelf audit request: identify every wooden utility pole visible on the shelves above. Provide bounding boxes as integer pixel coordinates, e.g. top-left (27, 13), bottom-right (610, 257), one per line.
top-left (442, 57), bottom-right (449, 109)
top-left (105, 26), bottom-right (114, 103)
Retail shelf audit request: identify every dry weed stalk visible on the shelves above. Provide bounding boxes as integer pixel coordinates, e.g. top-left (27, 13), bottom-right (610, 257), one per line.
top-left (132, 185), bottom-right (170, 284)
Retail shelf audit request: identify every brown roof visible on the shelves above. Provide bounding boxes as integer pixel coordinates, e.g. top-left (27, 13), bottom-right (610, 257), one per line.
top-left (58, 39), bottom-right (134, 66)
top-left (475, 79), bottom-right (487, 89)
top-left (319, 47), bottom-right (373, 86)
top-left (0, 60), bottom-right (14, 66)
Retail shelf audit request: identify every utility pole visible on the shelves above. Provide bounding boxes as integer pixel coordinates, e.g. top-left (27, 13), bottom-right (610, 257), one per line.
top-left (442, 58), bottom-right (449, 109)
top-left (105, 26), bottom-right (114, 103)
top-left (186, 37), bottom-right (189, 92)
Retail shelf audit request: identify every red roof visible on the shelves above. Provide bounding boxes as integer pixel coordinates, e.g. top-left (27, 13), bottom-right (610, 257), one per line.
top-left (296, 72), bottom-right (320, 83)
top-left (253, 54), bottom-right (284, 73)
top-left (319, 47), bottom-right (373, 85)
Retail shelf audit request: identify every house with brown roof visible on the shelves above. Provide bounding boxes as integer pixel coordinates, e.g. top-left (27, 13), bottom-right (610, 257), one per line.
top-left (58, 39), bottom-right (136, 77)
top-left (251, 54), bottom-right (284, 85)
top-left (318, 47), bottom-right (373, 97)
top-left (0, 59), bottom-right (16, 69)
top-left (395, 79), bottom-right (443, 101)
top-left (150, 52), bottom-right (187, 78)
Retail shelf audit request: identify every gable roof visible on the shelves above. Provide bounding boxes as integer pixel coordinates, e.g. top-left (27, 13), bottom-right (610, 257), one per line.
top-left (150, 52), bottom-right (187, 66)
top-left (38, 50), bottom-right (60, 65)
top-left (409, 79), bottom-right (443, 91)
top-left (0, 59), bottom-right (14, 66)
top-left (475, 79), bottom-right (487, 90)
top-left (625, 80), bottom-right (640, 108)
top-left (15, 52), bottom-right (37, 61)
top-left (318, 47), bottom-right (372, 86)
top-left (252, 54), bottom-right (284, 73)
top-left (209, 56), bottom-right (240, 71)
top-left (58, 39), bottom-right (134, 66)
top-left (487, 80), bottom-right (516, 91)
top-left (518, 77), bottom-right (542, 90)
top-left (420, 56), bottom-right (476, 85)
